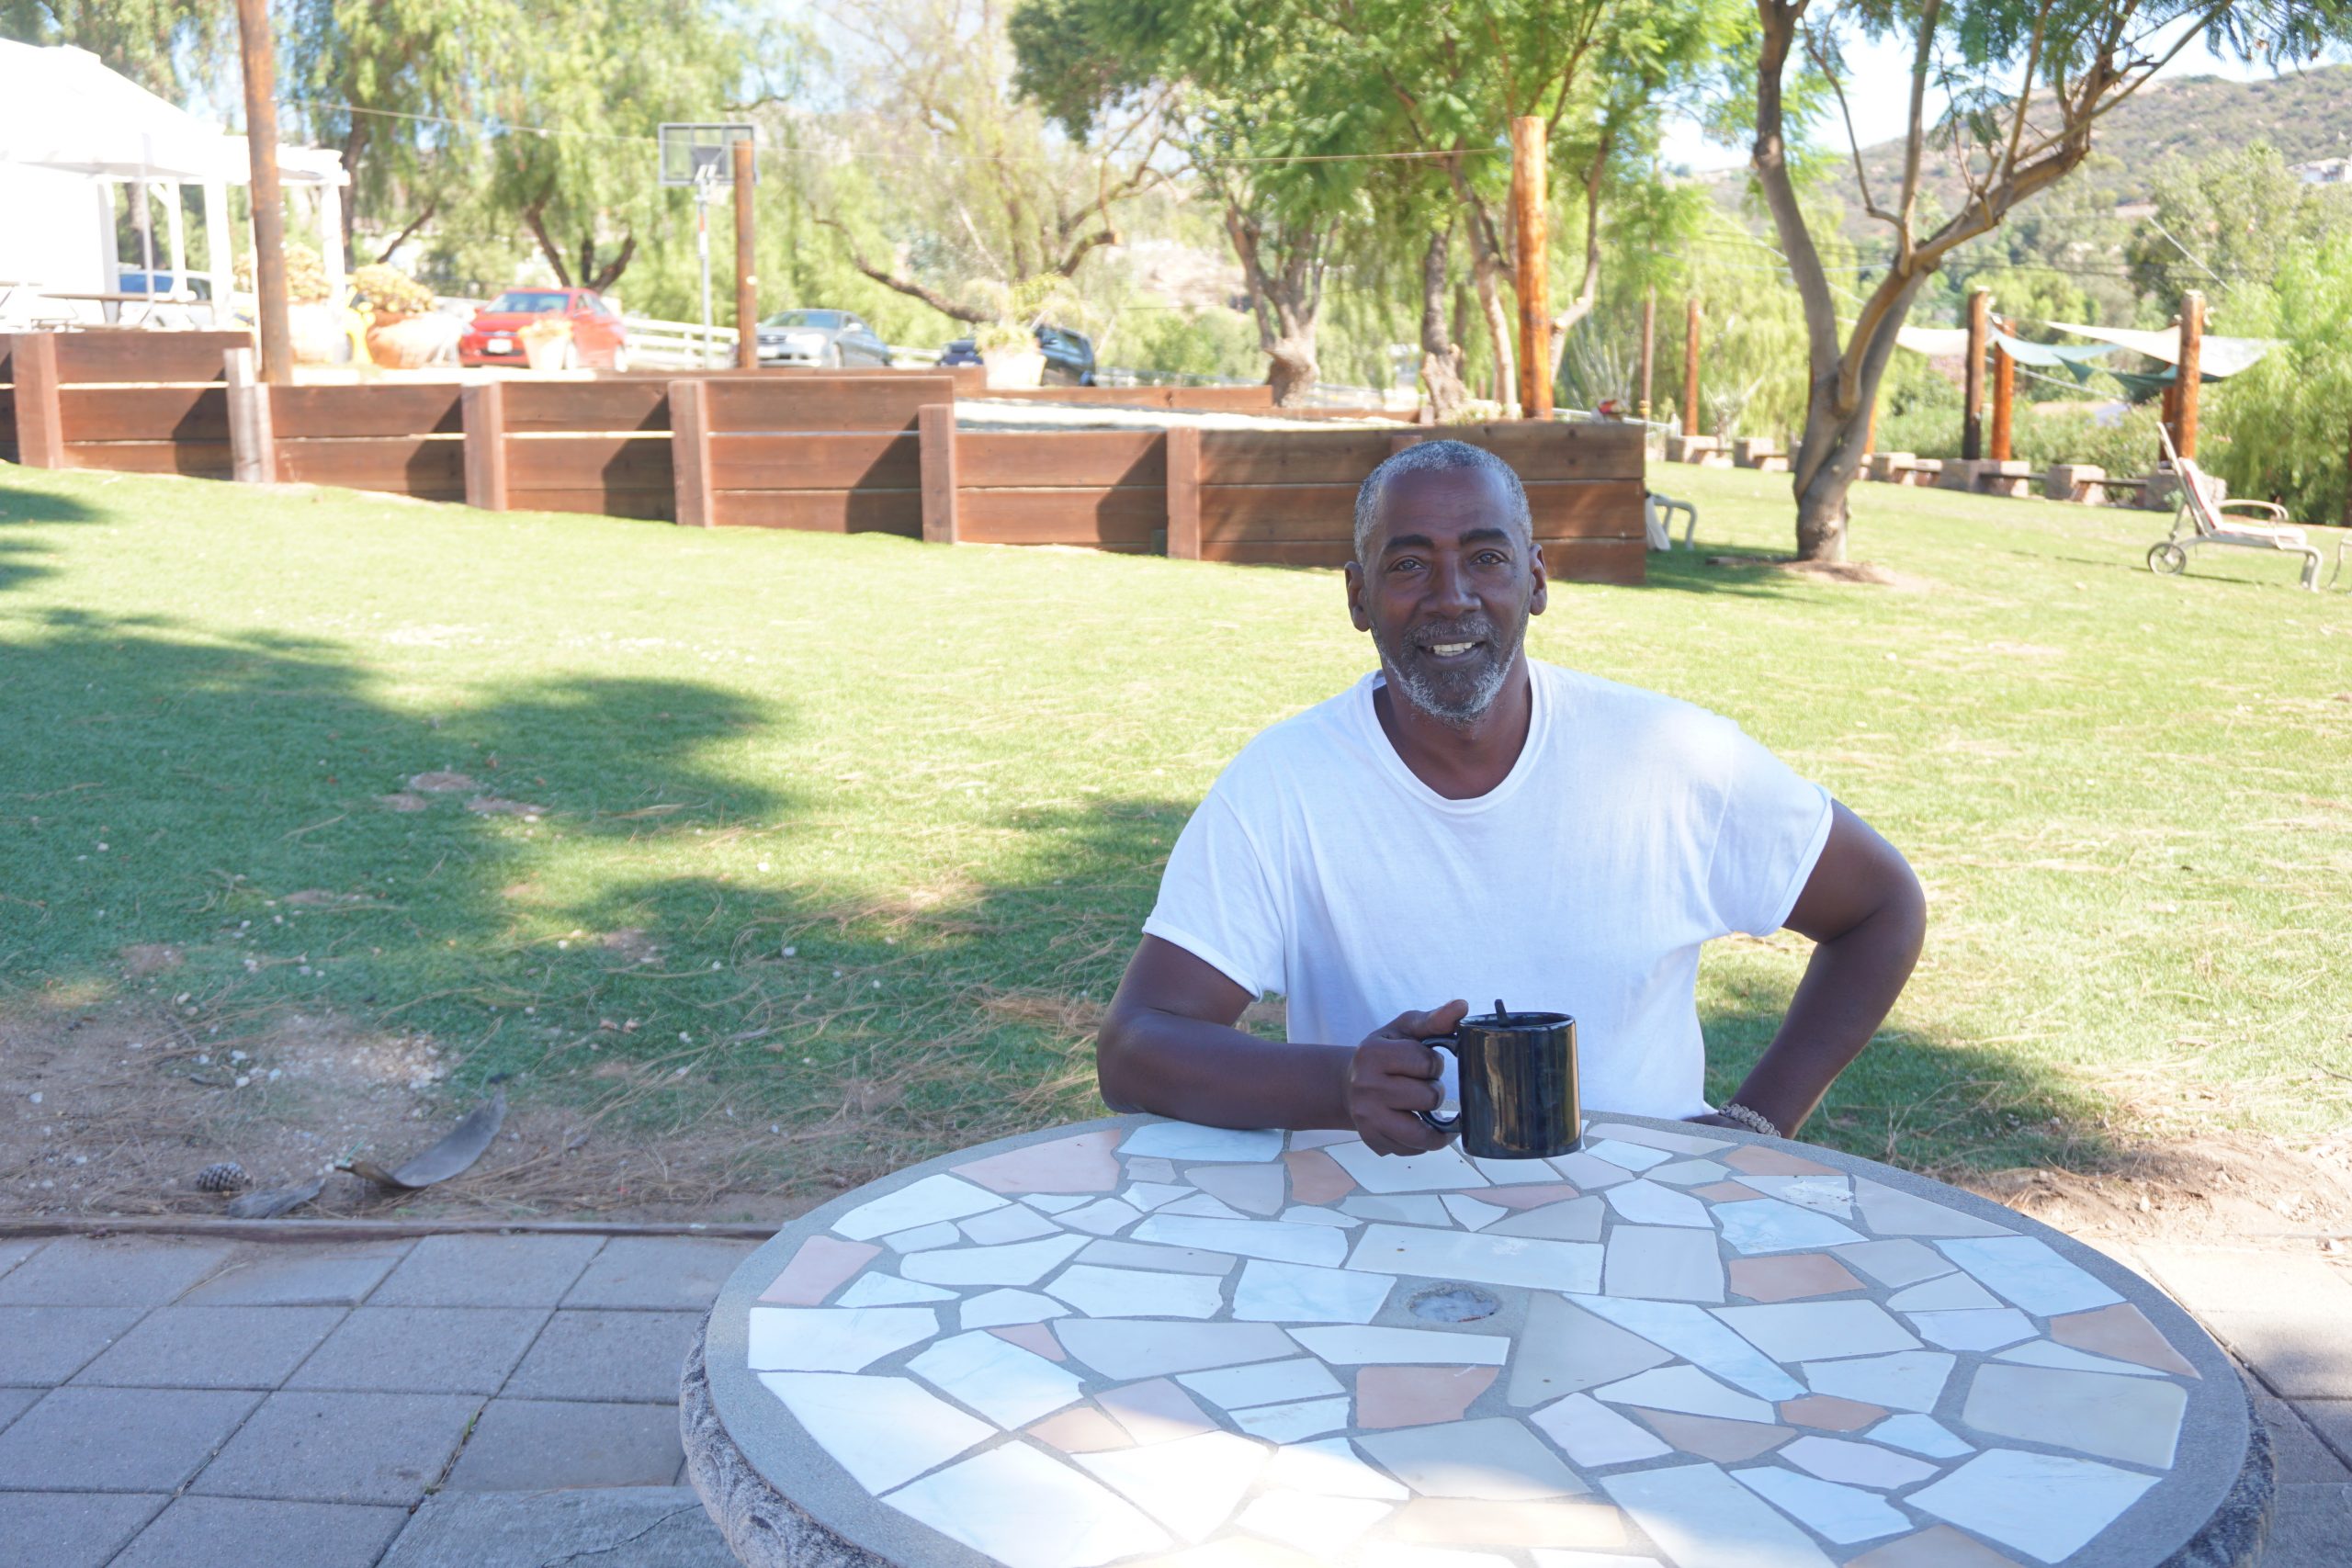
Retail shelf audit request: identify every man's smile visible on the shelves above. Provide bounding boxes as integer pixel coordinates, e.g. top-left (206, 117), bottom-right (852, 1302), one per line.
top-left (1424, 639), bottom-right (1482, 660)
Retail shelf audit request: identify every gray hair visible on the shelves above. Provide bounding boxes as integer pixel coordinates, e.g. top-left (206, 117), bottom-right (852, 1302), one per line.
top-left (1351, 440), bottom-right (1533, 564)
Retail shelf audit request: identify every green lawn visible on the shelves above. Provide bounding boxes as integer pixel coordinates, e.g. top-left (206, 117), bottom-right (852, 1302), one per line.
top-left (2, 459), bottom-right (2346, 1201)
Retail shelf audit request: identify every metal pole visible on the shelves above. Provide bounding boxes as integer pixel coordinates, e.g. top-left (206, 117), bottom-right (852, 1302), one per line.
top-left (1962, 288), bottom-right (1989, 461)
top-left (2177, 290), bottom-right (2204, 461)
top-left (1637, 289), bottom-right (1655, 423)
top-left (697, 178), bottom-right (715, 372)
top-left (1508, 116), bottom-right (1551, 419)
top-left (733, 139), bottom-right (757, 370)
top-left (234, 0), bottom-right (292, 385)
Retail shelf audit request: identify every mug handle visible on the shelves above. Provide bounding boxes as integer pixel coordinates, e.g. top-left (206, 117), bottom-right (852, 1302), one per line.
top-left (1415, 1034), bottom-right (1462, 1134)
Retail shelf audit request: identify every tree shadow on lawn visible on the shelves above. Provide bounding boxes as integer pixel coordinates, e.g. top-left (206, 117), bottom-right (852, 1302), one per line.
top-left (1636, 547), bottom-right (1824, 599)
top-left (0, 482), bottom-right (100, 592)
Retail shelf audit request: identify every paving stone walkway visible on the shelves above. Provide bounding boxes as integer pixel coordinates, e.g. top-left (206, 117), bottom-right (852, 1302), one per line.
top-left (0, 1228), bottom-right (2340, 1566)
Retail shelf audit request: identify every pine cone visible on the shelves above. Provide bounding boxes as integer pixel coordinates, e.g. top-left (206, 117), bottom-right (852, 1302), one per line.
top-left (195, 1161), bottom-right (249, 1193)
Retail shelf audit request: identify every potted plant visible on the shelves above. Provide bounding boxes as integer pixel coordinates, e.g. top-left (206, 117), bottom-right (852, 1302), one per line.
top-left (973, 276), bottom-right (1065, 389)
top-left (353, 265), bottom-right (441, 368)
top-left (519, 314), bottom-right (575, 371)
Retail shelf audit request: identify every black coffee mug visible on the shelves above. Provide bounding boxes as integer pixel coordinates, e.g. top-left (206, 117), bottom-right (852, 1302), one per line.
top-left (1417, 1007), bottom-right (1582, 1160)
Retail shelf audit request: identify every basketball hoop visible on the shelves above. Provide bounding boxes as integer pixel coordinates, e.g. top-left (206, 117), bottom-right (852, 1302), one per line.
top-left (660, 124), bottom-right (756, 368)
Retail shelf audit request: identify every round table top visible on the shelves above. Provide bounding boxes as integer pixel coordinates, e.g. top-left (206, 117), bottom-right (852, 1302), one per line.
top-left (700, 1115), bottom-right (2248, 1568)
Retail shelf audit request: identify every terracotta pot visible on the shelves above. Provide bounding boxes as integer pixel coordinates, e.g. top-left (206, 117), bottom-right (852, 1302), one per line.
top-left (980, 346), bottom-right (1045, 389)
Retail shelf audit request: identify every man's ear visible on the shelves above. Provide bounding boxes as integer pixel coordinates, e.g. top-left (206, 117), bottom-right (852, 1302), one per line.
top-left (1526, 537), bottom-right (1549, 618)
top-left (1344, 560), bottom-right (1372, 632)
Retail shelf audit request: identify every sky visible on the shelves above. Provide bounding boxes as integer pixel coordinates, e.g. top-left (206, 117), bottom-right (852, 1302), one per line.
top-left (1659, 21), bottom-right (2315, 173)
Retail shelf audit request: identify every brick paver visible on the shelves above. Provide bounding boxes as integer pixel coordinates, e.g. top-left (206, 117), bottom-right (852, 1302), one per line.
top-left (501, 1307), bottom-right (702, 1403)
top-left (0, 1492), bottom-right (165, 1568)
top-left (0, 1387), bottom-right (260, 1492)
top-left (0, 1305), bottom-right (145, 1384)
top-left (109, 1496), bottom-right (409, 1568)
top-left (181, 1245), bottom-right (413, 1308)
top-left (286, 1306), bottom-right (546, 1394)
top-left (441, 1399), bottom-right (685, 1490)
top-left (190, 1389), bottom-right (482, 1506)
top-left (368, 1235), bottom-right (605, 1308)
top-left (0, 1238), bottom-right (231, 1307)
top-left (561, 1236), bottom-right (757, 1310)
top-left (74, 1306), bottom-right (347, 1390)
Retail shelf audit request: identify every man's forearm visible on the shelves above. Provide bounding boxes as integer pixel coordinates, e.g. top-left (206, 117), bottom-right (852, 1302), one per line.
top-left (1098, 1010), bottom-right (1356, 1131)
top-left (1731, 897), bottom-right (1926, 1135)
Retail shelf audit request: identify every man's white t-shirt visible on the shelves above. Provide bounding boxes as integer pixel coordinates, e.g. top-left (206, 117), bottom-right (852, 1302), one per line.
top-left (1142, 660), bottom-right (1834, 1120)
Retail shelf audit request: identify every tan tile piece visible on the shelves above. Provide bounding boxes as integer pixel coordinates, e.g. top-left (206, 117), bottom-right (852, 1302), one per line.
top-left (756, 1235), bottom-right (880, 1305)
top-left (1100, 1376), bottom-right (1220, 1442)
top-left (955, 1128), bottom-right (1124, 1193)
top-left (1355, 1365), bottom-right (1497, 1429)
top-left (1690, 1179), bottom-right (1767, 1202)
top-left (1477, 1181), bottom-right (1583, 1210)
top-left (1631, 1407), bottom-right (1796, 1462)
top-left (1283, 1148), bottom-right (1355, 1204)
top-left (1780, 1393), bottom-right (1887, 1431)
top-left (1126, 1540), bottom-right (1329, 1568)
top-left (2049, 1302), bottom-right (2199, 1378)
top-left (1388, 1496), bottom-right (1625, 1548)
top-left (990, 1322), bottom-right (1066, 1361)
top-left (1724, 1145), bottom-right (1839, 1178)
top-left (1846, 1524), bottom-right (2028, 1568)
top-left (1028, 1403), bottom-right (1135, 1453)
top-left (1726, 1252), bottom-right (1865, 1303)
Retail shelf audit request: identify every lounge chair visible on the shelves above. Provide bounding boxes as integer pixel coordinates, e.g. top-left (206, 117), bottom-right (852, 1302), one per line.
top-left (1644, 491), bottom-right (1697, 551)
top-left (2145, 426), bottom-right (2324, 591)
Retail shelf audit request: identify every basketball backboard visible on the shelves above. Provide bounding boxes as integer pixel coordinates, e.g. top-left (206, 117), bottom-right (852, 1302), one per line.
top-left (659, 124), bottom-right (757, 187)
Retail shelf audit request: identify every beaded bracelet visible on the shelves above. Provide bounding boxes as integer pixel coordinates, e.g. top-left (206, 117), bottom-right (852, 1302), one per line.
top-left (1720, 1101), bottom-right (1782, 1139)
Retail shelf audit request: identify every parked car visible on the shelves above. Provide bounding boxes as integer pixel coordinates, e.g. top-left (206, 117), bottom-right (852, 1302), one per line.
top-left (459, 288), bottom-right (630, 370)
top-left (937, 323), bottom-right (1096, 386)
top-left (755, 309), bottom-right (893, 368)
top-left (115, 270), bottom-right (211, 299)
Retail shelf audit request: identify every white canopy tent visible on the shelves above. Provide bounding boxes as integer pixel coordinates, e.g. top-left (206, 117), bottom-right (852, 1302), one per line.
top-left (0, 40), bottom-right (347, 324)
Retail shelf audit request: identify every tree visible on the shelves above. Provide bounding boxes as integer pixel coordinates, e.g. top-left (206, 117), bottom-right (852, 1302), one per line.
top-left (0, 0), bottom-right (229, 99)
top-left (1749, 1), bottom-right (2352, 561)
top-left (2208, 231), bottom-right (2352, 525)
top-left (2125, 140), bottom-right (2352, 304)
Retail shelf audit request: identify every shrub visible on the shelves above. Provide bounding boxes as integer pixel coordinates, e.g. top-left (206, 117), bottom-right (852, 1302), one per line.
top-left (231, 243), bottom-right (331, 304)
top-left (351, 264), bottom-right (434, 318)
top-left (2204, 233), bottom-right (2352, 523)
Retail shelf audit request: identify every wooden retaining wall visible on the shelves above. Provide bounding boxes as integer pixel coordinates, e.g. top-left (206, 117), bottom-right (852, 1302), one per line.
top-left (0, 332), bottom-right (250, 477)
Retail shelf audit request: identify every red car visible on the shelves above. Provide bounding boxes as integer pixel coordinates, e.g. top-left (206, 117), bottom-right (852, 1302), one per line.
top-left (459, 288), bottom-right (630, 370)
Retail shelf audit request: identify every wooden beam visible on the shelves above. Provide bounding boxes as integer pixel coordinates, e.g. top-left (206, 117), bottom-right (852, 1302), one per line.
top-left (1989, 333), bottom-right (2015, 464)
top-left (1962, 288), bottom-right (1989, 461)
top-left (2177, 290), bottom-right (2204, 460)
top-left (1682, 299), bottom-right (1702, 436)
top-left (918, 402), bottom-right (957, 544)
top-left (733, 138), bottom-right (758, 371)
top-left (234, 0), bottom-right (292, 386)
top-left (1636, 291), bottom-right (1655, 423)
top-left (669, 379), bottom-right (714, 527)
top-left (1165, 425), bottom-right (1201, 559)
top-left (460, 382), bottom-right (508, 511)
top-left (12, 333), bottom-right (66, 468)
top-left (1509, 116), bottom-right (1552, 419)
top-left (224, 345), bottom-right (276, 483)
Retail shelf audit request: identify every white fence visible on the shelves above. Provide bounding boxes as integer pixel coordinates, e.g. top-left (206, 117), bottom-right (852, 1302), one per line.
top-left (621, 315), bottom-right (739, 370)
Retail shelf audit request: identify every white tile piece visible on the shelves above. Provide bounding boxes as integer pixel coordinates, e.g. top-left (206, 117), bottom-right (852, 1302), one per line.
top-left (1867, 1413), bottom-right (1973, 1458)
top-left (907, 1329), bottom-right (1086, 1428)
top-left (882, 1439), bottom-right (1170, 1568)
top-left (1055, 1318), bottom-right (1298, 1380)
top-left (1907, 1308), bottom-right (2036, 1352)
top-left (1288, 1130), bottom-right (1357, 1151)
top-left (1961, 1362), bottom-right (2188, 1468)
top-left (1124, 1182), bottom-right (1190, 1212)
top-left (1603, 1180), bottom-right (1712, 1228)
top-left (1265, 1436), bottom-right (1411, 1498)
top-left (1098, 1379), bottom-right (1219, 1443)
top-left (1710, 1301), bottom-right (1920, 1363)
top-left (1234, 1492), bottom-right (1393, 1552)
top-left (1645, 1158), bottom-right (1731, 1187)
top-left (747, 1306), bottom-right (939, 1371)
top-left (1851, 1179), bottom-right (2012, 1238)
top-left (1935, 1236), bottom-right (2124, 1317)
top-left (1278, 1205), bottom-right (1360, 1229)
top-left (1046, 1264), bottom-right (1226, 1319)
top-left (901, 1233), bottom-right (1090, 1288)
top-left (1531, 1392), bottom-right (1674, 1467)
top-left (1729, 1465), bottom-right (1908, 1543)
top-left (1829, 1238), bottom-right (1955, 1287)
top-left (1187, 1165), bottom-right (1287, 1216)
top-left (1884, 1272), bottom-right (2001, 1312)
top-left (1995, 1338), bottom-right (2165, 1378)
top-left (1589, 1364), bottom-right (1775, 1424)
top-left (1470, 1156), bottom-right (1570, 1184)
top-left (1583, 1139), bottom-right (1674, 1172)
top-left (1566, 1296), bottom-right (1804, 1399)
top-left (1800, 1351), bottom-right (1955, 1413)
top-left (1582, 1123), bottom-right (1732, 1155)
top-left (1325, 1141), bottom-right (1490, 1193)
top-left (1121, 1122), bottom-right (1284, 1162)
top-left (1060, 1199), bottom-right (1148, 1235)
top-left (1131, 1215), bottom-right (1350, 1267)
top-left (1078, 1429), bottom-right (1269, 1543)
top-left (1232, 1258), bottom-right (1392, 1324)
top-left (884, 1221), bottom-right (966, 1254)
top-left (1343, 1195), bottom-right (1457, 1227)
top-left (1291, 1325), bottom-right (1509, 1365)
top-left (1160, 1193), bottom-right (1249, 1221)
top-left (1908, 1448), bottom-right (2159, 1562)
top-left (833, 1274), bottom-right (956, 1306)
top-left (758, 1372), bottom-right (993, 1493)
top-left (1356, 1417), bottom-right (1587, 1499)
top-left (1443, 1193), bottom-right (1508, 1230)
top-left (836, 1174), bottom-right (1008, 1241)
top-left (1232, 1395), bottom-right (1353, 1442)
top-left (1345, 1224), bottom-right (1602, 1295)
top-left (1598, 1461), bottom-right (1835, 1568)
top-left (1078, 1239), bottom-right (1236, 1276)
top-left (960, 1288), bottom-right (1068, 1329)
top-left (1180, 1357), bottom-right (1343, 1410)
top-left (1549, 1151), bottom-right (1634, 1189)
top-left (1025, 1194), bottom-right (1090, 1214)
top-left (1357, 1550), bottom-right (1512, 1568)
top-left (1507, 1294), bottom-right (1675, 1404)
top-left (1602, 1225), bottom-right (1725, 1303)
top-left (1123, 1156), bottom-right (1179, 1181)
top-left (1486, 1197), bottom-right (1607, 1243)
top-left (1737, 1174), bottom-right (1855, 1218)
top-left (1778, 1435), bottom-right (1938, 1489)
top-left (1713, 1199), bottom-right (1868, 1256)
top-left (1527, 1555), bottom-right (1668, 1568)
top-left (960, 1205), bottom-right (1062, 1246)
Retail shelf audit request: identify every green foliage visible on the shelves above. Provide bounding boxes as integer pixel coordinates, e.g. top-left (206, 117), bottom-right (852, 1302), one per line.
top-left (2126, 141), bottom-right (2352, 307)
top-left (0, 0), bottom-right (229, 99)
top-left (2205, 231), bottom-right (2352, 524)
top-left (1114, 307), bottom-right (1262, 379)
top-left (232, 242), bottom-right (333, 303)
top-left (2009, 403), bottom-right (2165, 479)
top-left (350, 263), bottom-right (434, 316)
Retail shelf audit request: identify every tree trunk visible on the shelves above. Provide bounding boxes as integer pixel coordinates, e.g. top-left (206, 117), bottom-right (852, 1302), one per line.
top-left (1267, 338), bottom-right (1318, 406)
top-left (1419, 227), bottom-right (1468, 422)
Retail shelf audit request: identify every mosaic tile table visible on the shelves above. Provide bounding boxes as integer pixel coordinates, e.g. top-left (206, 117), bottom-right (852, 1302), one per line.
top-left (682, 1115), bottom-right (2265, 1568)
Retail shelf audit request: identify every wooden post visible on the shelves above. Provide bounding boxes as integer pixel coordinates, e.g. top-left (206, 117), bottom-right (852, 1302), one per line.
top-left (918, 402), bottom-right (957, 544)
top-left (1989, 333), bottom-right (2016, 464)
top-left (12, 333), bottom-right (66, 469)
top-left (1636, 290), bottom-right (1655, 423)
top-left (234, 0), bottom-right (292, 386)
top-left (669, 379), bottom-right (714, 527)
top-left (2160, 378), bottom-right (2180, 469)
top-left (1509, 117), bottom-right (1551, 420)
top-left (1165, 424), bottom-right (1201, 560)
top-left (1682, 299), bottom-right (1702, 435)
top-left (1961, 288), bottom-right (1989, 461)
top-left (2177, 290), bottom-right (2204, 461)
top-left (732, 138), bottom-right (758, 371)
top-left (224, 345), bottom-right (276, 483)
top-left (460, 382), bottom-right (508, 512)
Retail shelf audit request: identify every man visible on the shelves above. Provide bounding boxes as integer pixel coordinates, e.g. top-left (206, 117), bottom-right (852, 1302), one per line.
top-left (1097, 440), bottom-right (1925, 1156)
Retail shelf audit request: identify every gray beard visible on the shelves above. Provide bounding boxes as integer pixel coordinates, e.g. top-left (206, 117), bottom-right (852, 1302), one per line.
top-left (1372, 611), bottom-right (1526, 728)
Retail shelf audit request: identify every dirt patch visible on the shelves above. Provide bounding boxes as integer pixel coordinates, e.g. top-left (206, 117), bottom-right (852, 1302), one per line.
top-left (464, 795), bottom-right (545, 818)
top-left (374, 792), bottom-right (431, 812)
top-left (405, 771), bottom-right (480, 794)
top-left (119, 944), bottom-right (183, 977)
top-left (1950, 1130), bottom-right (2352, 1250)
